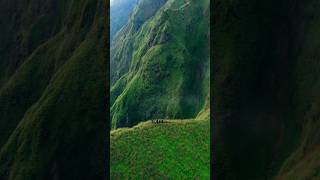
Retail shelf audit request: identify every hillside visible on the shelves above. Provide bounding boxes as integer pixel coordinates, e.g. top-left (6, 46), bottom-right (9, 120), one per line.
top-left (110, 0), bottom-right (210, 178)
top-left (110, 0), bottom-right (210, 129)
top-left (213, 0), bottom-right (320, 179)
top-left (110, 0), bottom-right (138, 40)
top-left (110, 116), bottom-right (210, 179)
top-left (0, 0), bottom-right (108, 179)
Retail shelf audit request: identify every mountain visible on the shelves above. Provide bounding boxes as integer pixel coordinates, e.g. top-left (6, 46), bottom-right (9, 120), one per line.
top-left (110, 0), bottom-right (139, 40)
top-left (110, 0), bottom-right (167, 85)
top-left (0, 0), bottom-right (107, 179)
top-left (213, 0), bottom-right (320, 179)
top-left (110, 0), bottom-right (210, 129)
top-left (110, 0), bottom-right (210, 178)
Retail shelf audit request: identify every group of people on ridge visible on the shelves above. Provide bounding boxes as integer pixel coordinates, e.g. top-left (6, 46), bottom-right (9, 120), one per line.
top-left (151, 119), bottom-right (164, 124)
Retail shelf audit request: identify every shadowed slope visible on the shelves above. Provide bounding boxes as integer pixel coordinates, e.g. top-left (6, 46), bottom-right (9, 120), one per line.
top-left (213, 0), bottom-right (320, 179)
top-left (0, 0), bottom-right (108, 179)
top-left (0, 0), bottom-right (101, 149)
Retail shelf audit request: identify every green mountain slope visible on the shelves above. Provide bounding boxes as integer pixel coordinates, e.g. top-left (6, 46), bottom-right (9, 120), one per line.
top-left (111, 116), bottom-right (210, 179)
top-left (110, 0), bottom-right (210, 178)
top-left (213, 0), bottom-right (320, 179)
top-left (110, 0), bottom-right (167, 85)
top-left (111, 0), bottom-right (210, 129)
top-left (110, 0), bottom-right (138, 40)
top-left (0, 0), bottom-right (107, 179)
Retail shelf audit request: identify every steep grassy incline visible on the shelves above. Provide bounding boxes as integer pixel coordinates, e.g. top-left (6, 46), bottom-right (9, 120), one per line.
top-left (110, 117), bottom-right (210, 179)
top-left (0, 0), bottom-right (107, 179)
top-left (110, 0), bottom-right (138, 40)
top-left (111, 0), bottom-right (210, 129)
top-left (110, 0), bottom-right (167, 85)
top-left (213, 0), bottom-right (320, 179)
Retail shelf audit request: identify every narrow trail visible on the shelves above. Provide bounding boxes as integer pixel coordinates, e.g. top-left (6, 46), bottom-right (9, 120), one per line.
top-left (110, 118), bottom-right (204, 136)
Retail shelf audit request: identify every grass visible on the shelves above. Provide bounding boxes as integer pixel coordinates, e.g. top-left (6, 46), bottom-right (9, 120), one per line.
top-left (110, 1), bottom-right (210, 178)
top-left (110, 0), bottom-right (210, 129)
top-left (110, 117), bottom-right (210, 179)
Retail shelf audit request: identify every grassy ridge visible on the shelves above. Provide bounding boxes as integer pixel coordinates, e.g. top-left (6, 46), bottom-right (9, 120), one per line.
top-left (111, 117), bottom-right (210, 179)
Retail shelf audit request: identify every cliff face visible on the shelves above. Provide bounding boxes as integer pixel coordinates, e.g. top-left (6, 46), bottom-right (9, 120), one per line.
top-left (213, 0), bottom-right (320, 179)
top-left (111, 0), bottom-right (210, 129)
top-left (0, 0), bottom-right (108, 179)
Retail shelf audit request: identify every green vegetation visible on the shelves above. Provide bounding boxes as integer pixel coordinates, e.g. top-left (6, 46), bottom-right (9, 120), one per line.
top-left (0, 0), bottom-right (107, 179)
top-left (111, 117), bottom-right (210, 179)
top-left (110, 0), bottom-right (139, 40)
top-left (110, 0), bottom-right (210, 179)
top-left (111, 0), bottom-right (210, 129)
